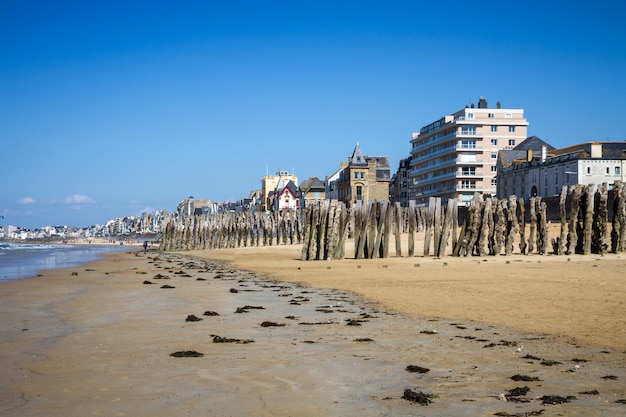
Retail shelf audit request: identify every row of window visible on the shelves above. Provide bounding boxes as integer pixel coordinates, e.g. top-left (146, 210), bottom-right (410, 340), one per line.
top-left (466, 112), bottom-right (513, 119)
top-left (460, 126), bottom-right (517, 134)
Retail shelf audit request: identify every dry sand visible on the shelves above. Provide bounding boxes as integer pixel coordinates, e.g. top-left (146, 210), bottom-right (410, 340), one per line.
top-left (1, 229), bottom-right (626, 416)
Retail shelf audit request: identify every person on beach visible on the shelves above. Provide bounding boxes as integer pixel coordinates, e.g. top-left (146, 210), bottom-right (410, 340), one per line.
top-left (143, 241), bottom-right (148, 251)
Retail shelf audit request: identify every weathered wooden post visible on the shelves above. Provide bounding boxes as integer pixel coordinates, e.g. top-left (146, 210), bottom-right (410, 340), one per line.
top-left (567, 185), bottom-right (583, 254)
top-left (537, 199), bottom-right (549, 255)
top-left (408, 200), bottom-right (416, 257)
top-left (528, 197), bottom-right (537, 254)
top-left (493, 199), bottom-right (506, 255)
top-left (424, 197), bottom-right (436, 256)
top-left (477, 197), bottom-right (491, 256)
top-left (381, 201), bottom-right (391, 258)
top-left (583, 184), bottom-right (596, 255)
top-left (367, 201), bottom-right (379, 259)
top-left (433, 197), bottom-right (442, 257)
top-left (518, 197), bottom-right (527, 254)
top-left (594, 183), bottom-right (609, 255)
top-left (452, 199), bottom-right (459, 252)
top-left (394, 202), bottom-right (402, 257)
top-left (355, 201), bottom-right (369, 259)
top-left (619, 182), bottom-right (626, 253)
top-left (505, 195), bottom-right (519, 256)
top-left (437, 199), bottom-right (454, 257)
top-left (557, 185), bottom-right (568, 255)
top-left (612, 181), bottom-right (625, 253)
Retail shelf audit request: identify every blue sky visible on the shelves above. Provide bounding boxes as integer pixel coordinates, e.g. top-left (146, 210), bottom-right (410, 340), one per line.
top-left (1, 1), bottom-right (625, 229)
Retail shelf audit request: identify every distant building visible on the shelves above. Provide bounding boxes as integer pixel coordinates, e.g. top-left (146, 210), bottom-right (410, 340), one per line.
top-left (497, 141), bottom-right (626, 198)
top-left (409, 96), bottom-right (529, 206)
top-left (299, 177), bottom-right (326, 208)
top-left (336, 142), bottom-right (390, 206)
top-left (389, 157), bottom-right (411, 207)
top-left (261, 171), bottom-right (298, 211)
top-left (269, 180), bottom-right (300, 212)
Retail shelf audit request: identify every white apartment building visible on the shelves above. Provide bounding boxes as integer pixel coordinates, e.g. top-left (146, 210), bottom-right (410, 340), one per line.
top-left (409, 97), bottom-right (528, 206)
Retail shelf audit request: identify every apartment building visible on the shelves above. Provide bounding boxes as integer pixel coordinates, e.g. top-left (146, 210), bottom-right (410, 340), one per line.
top-left (409, 97), bottom-right (528, 206)
top-left (389, 157), bottom-right (411, 207)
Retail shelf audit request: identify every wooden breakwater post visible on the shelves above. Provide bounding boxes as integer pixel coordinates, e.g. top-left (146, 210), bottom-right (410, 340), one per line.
top-left (300, 200), bottom-right (349, 260)
top-left (612, 180), bottom-right (626, 253)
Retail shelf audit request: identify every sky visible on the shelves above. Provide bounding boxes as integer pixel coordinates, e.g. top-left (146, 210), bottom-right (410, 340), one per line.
top-left (1, 0), bottom-right (625, 229)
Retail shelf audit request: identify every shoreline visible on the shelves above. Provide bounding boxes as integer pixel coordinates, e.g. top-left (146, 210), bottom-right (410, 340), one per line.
top-left (1, 246), bottom-right (625, 415)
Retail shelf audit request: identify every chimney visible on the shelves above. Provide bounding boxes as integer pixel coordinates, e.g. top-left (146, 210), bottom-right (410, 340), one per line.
top-left (496, 101), bottom-right (501, 109)
top-left (541, 145), bottom-right (547, 163)
top-left (478, 96), bottom-right (488, 108)
top-left (591, 142), bottom-right (602, 158)
top-left (527, 149), bottom-right (533, 162)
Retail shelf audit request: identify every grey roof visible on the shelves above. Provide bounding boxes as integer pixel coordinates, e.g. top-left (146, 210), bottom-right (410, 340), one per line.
top-left (498, 136), bottom-right (553, 168)
top-left (552, 141), bottom-right (626, 159)
top-left (300, 177), bottom-right (325, 193)
top-left (348, 142), bottom-right (367, 166)
top-left (512, 136), bottom-right (555, 152)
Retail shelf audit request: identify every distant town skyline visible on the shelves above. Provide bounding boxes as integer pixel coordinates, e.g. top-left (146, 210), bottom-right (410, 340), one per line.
top-left (2, 1), bottom-right (625, 229)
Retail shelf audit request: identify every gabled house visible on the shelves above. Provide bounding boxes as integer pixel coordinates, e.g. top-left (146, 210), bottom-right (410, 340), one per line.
top-left (270, 180), bottom-right (300, 212)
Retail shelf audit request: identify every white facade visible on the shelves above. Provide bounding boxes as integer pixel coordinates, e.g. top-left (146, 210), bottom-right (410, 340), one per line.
top-left (409, 97), bottom-right (528, 206)
top-left (498, 142), bottom-right (626, 198)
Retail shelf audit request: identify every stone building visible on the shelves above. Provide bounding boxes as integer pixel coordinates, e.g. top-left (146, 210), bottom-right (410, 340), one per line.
top-left (497, 141), bottom-right (626, 198)
top-left (336, 142), bottom-right (390, 207)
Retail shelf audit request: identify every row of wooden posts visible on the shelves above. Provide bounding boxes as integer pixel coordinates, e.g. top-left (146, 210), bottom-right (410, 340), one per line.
top-left (161, 181), bottom-right (626, 259)
top-left (160, 209), bottom-right (303, 252)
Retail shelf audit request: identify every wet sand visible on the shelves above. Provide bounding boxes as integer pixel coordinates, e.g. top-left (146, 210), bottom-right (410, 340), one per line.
top-left (1, 237), bottom-right (626, 416)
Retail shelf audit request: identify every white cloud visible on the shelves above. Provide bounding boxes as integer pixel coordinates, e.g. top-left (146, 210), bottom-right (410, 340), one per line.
top-left (64, 194), bottom-right (96, 204)
top-left (18, 197), bottom-right (36, 204)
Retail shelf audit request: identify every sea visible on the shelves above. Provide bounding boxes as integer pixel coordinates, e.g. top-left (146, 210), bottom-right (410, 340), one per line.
top-left (0, 242), bottom-right (135, 282)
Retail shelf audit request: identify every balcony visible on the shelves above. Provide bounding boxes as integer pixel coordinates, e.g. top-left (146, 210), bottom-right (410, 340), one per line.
top-left (411, 131), bottom-right (456, 153)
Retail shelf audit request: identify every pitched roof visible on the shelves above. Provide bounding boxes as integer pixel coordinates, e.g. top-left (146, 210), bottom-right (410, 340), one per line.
top-left (512, 136), bottom-right (555, 152)
top-left (299, 177), bottom-right (325, 193)
top-left (498, 136), bottom-right (554, 167)
top-left (348, 142), bottom-right (367, 166)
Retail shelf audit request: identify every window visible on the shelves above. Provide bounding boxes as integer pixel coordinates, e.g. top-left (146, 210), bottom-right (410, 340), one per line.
top-left (491, 138), bottom-right (497, 146)
top-left (356, 186), bottom-right (362, 200)
top-left (509, 139), bottom-right (516, 146)
top-left (508, 126), bottom-right (516, 133)
top-left (586, 166), bottom-right (591, 175)
top-left (461, 126), bottom-right (476, 135)
top-left (360, 172), bottom-right (365, 179)
top-left (461, 166), bottom-right (476, 176)
top-left (505, 113), bottom-right (512, 118)
top-left (461, 139), bottom-right (477, 149)
top-left (491, 178), bottom-right (497, 186)
top-left (491, 152), bottom-right (497, 159)
top-left (607, 167), bottom-right (610, 174)
top-left (354, 172), bottom-right (358, 179)
top-left (461, 180), bottom-right (476, 189)
top-left (491, 126), bottom-right (497, 132)
top-left (488, 113), bottom-right (495, 118)
top-left (616, 166), bottom-right (621, 175)
top-left (467, 112), bottom-right (474, 119)
top-left (491, 165), bottom-right (497, 172)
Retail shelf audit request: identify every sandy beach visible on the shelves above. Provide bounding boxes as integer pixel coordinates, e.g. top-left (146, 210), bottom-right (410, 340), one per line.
top-left (1, 231), bottom-right (625, 416)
